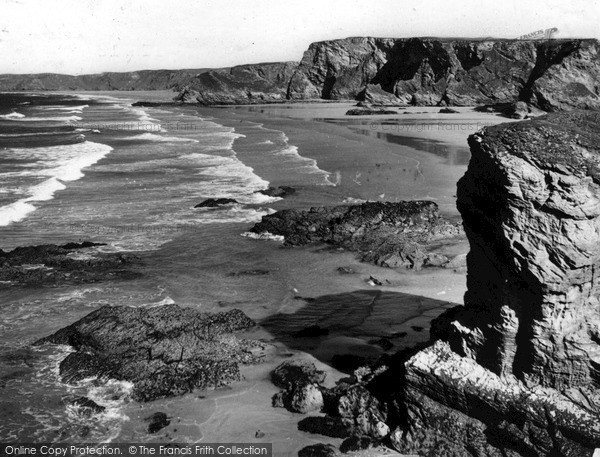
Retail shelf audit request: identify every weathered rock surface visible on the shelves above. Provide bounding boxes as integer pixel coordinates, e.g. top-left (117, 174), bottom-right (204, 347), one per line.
top-left (177, 62), bottom-right (298, 105)
top-left (0, 242), bottom-right (140, 286)
top-left (271, 360), bottom-right (326, 413)
top-left (35, 305), bottom-right (261, 401)
top-left (357, 84), bottom-right (404, 106)
top-left (249, 201), bottom-right (463, 269)
top-left (180, 37), bottom-right (600, 110)
top-left (392, 111), bottom-right (600, 456)
top-left (255, 186), bottom-right (296, 198)
top-left (194, 198), bottom-right (238, 208)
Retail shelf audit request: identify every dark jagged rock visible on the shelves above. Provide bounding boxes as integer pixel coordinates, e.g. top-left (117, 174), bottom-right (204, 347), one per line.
top-left (298, 416), bottom-right (354, 439)
top-left (194, 198), bottom-right (238, 208)
top-left (271, 360), bottom-right (326, 413)
top-left (145, 412), bottom-right (170, 434)
top-left (327, 384), bottom-right (389, 439)
top-left (35, 305), bottom-right (260, 402)
top-left (438, 107), bottom-right (460, 114)
top-left (357, 84), bottom-right (403, 106)
top-left (391, 111), bottom-right (600, 456)
top-left (249, 201), bottom-right (463, 270)
top-left (272, 360), bottom-right (327, 389)
top-left (0, 242), bottom-right (140, 286)
top-left (69, 397), bottom-right (106, 417)
top-left (255, 186), bottom-right (296, 198)
top-left (345, 108), bottom-right (398, 115)
top-left (297, 444), bottom-right (338, 457)
top-left (339, 435), bottom-right (376, 453)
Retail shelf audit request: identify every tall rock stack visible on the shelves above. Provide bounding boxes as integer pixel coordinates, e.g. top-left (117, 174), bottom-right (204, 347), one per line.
top-left (392, 111), bottom-right (600, 457)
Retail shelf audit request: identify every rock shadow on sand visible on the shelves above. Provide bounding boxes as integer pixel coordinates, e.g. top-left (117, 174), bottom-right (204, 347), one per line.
top-left (260, 289), bottom-right (457, 371)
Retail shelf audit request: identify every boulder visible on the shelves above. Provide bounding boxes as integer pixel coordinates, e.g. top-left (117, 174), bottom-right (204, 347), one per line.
top-left (298, 444), bottom-right (338, 457)
top-left (271, 360), bottom-right (327, 389)
top-left (271, 360), bottom-right (326, 413)
top-left (194, 198), bottom-right (238, 208)
top-left (35, 305), bottom-right (259, 402)
top-left (255, 186), bottom-right (296, 198)
top-left (297, 416), bottom-right (354, 439)
top-left (438, 107), bottom-right (460, 114)
top-left (145, 412), bottom-right (170, 434)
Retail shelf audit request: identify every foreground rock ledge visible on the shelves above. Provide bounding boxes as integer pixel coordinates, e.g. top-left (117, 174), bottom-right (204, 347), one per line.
top-left (394, 111), bottom-right (600, 457)
top-left (35, 305), bottom-right (260, 401)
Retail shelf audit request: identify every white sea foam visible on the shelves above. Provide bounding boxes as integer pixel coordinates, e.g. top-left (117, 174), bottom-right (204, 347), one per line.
top-left (0, 111), bottom-right (25, 119)
top-left (0, 141), bottom-right (113, 226)
top-left (241, 231), bottom-right (285, 242)
top-left (188, 152), bottom-right (281, 205)
top-left (121, 132), bottom-right (199, 143)
top-left (5, 115), bottom-right (82, 122)
top-left (38, 104), bottom-right (89, 112)
top-left (251, 123), bottom-right (334, 185)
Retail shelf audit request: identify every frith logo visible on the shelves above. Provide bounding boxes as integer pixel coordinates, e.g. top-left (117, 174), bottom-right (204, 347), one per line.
top-left (517, 27), bottom-right (558, 40)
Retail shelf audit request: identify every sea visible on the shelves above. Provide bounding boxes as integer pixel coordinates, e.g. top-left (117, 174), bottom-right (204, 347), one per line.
top-left (0, 92), bottom-right (480, 448)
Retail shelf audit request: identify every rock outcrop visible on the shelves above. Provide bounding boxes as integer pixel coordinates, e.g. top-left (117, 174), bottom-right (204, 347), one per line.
top-left (35, 305), bottom-right (262, 401)
top-left (180, 37), bottom-right (600, 110)
top-left (249, 201), bottom-right (463, 269)
top-left (0, 242), bottom-right (140, 286)
top-left (392, 111), bottom-right (600, 456)
top-left (176, 62), bottom-right (298, 105)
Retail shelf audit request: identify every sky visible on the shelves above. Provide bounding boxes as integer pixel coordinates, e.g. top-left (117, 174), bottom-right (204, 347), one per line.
top-left (1, 0), bottom-right (599, 75)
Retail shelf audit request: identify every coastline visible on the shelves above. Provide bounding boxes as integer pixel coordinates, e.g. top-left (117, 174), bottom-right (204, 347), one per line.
top-left (1, 94), bottom-right (501, 452)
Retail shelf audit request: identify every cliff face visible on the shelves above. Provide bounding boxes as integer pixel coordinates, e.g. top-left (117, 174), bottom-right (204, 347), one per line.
top-left (392, 111), bottom-right (600, 456)
top-left (0, 68), bottom-right (208, 91)
top-left (175, 62), bottom-right (297, 104)
top-left (181, 37), bottom-right (600, 108)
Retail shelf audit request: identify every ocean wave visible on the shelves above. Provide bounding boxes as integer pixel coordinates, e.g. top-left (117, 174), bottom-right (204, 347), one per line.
top-left (0, 111), bottom-right (25, 119)
top-left (248, 122), bottom-right (334, 186)
top-left (121, 132), bottom-right (199, 143)
top-left (241, 231), bottom-right (284, 242)
top-left (189, 153), bottom-right (281, 205)
top-left (4, 115), bottom-right (83, 122)
top-left (0, 141), bottom-right (113, 226)
top-left (37, 104), bottom-right (89, 112)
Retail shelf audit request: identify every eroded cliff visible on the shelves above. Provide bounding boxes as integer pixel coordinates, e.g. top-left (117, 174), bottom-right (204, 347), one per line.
top-left (180, 37), bottom-right (600, 109)
top-left (392, 111), bottom-right (600, 456)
